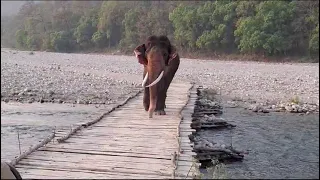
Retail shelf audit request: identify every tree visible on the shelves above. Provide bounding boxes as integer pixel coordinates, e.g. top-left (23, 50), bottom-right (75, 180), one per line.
top-left (169, 4), bottom-right (201, 50)
top-left (119, 8), bottom-right (141, 50)
top-left (97, 1), bottom-right (131, 48)
top-left (289, 1), bottom-right (319, 55)
top-left (0, 0), bottom-right (318, 61)
top-left (92, 31), bottom-right (108, 49)
top-left (50, 31), bottom-right (74, 52)
top-left (196, 1), bottom-right (238, 52)
top-left (234, 1), bottom-right (296, 55)
top-left (309, 24), bottom-right (319, 57)
top-left (74, 8), bottom-right (99, 49)
top-left (15, 29), bottom-right (28, 49)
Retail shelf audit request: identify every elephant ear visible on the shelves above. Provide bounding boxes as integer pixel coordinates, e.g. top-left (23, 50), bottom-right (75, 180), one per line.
top-left (168, 45), bottom-right (178, 65)
top-left (134, 44), bottom-right (147, 65)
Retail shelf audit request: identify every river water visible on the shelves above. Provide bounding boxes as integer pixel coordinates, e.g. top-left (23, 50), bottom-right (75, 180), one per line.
top-left (1, 99), bottom-right (319, 179)
top-left (1, 102), bottom-right (114, 162)
top-left (199, 101), bottom-right (319, 179)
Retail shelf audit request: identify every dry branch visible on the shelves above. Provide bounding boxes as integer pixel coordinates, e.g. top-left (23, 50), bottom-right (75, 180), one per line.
top-left (192, 110), bottom-right (223, 117)
top-left (190, 87), bottom-right (245, 163)
top-left (190, 120), bottom-right (236, 130)
top-left (193, 142), bottom-right (244, 162)
top-left (10, 132), bottom-right (55, 167)
top-left (17, 129), bottom-right (21, 155)
top-left (56, 89), bottom-right (143, 143)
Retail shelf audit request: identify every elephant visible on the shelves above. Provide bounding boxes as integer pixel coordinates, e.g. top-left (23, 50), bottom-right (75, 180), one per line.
top-left (134, 35), bottom-right (180, 118)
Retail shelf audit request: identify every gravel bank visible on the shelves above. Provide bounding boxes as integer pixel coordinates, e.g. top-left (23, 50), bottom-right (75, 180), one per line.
top-left (1, 48), bottom-right (319, 108)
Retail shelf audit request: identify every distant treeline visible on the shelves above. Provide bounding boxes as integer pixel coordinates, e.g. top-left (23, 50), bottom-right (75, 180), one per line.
top-left (1, 1), bottom-right (319, 60)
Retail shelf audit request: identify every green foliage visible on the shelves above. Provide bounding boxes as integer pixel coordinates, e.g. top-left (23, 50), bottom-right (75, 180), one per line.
top-left (120, 8), bottom-right (140, 50)
top-left (74, 9), bottom-right (98, 49)
top-left (92, 31), bottom-right (108, 48)
top-left (196, 1), bottom-right (238, 51)
top-left (0, 0), bottom-right (318, 61)
top-left (98, 1), bottom-right (131, 47)
top-left (26, 35), bottom-right (40, 50)
top-left (309, 24), bottom-right (319, 56)
top-left (50, 31), bottom-right (74, 52)
top-left (169, 4), bottom-right (201, 49)
top-left (236, 1), bottom-right (260, 18)
top-left (235, 1), bottom-right (296, 55)
top-left (15, 29), bottom-right (28, 49)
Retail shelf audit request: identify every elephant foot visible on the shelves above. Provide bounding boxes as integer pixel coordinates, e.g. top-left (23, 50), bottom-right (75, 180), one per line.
top-left (149, 112), bottom-right (153, 118)
top-left (154, 110), bottom-right (166, 115)
top-left (144, 104), bottom-right (149, 111)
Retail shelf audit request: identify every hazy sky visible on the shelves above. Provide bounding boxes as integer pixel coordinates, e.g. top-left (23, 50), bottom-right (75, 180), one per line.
top-left (1, 1), bottom-right (26, 16)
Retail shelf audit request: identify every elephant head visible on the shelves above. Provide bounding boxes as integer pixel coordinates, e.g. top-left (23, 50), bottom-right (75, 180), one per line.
top-left (134, 35), bottom-right (177, 118)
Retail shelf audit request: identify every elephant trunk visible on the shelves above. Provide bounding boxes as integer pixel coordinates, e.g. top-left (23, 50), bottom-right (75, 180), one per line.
top-left (145, 71), bottom-right (163, 118)
top-left (143, 46), bottom-right (166, 118)
top-left (148, 88), bottom-right (157, 118)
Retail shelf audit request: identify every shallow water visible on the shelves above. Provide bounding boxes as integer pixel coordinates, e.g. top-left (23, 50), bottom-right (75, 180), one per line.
top-left (199, 104), bottom-right (319, 179)
top-left (1, 102), bottom-right (114, 162)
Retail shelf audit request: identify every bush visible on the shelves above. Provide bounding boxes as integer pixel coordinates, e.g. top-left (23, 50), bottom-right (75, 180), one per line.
top-left (15, 29), bottom-right (28, 49)
top-left (234, 1), bottom-right (295, 55)
top-left (309, 24), bottom-right (319, 57)
top-left (50, 31), bottom-right (74, 52)
top-left (91, 31), bottom-right (108, 48)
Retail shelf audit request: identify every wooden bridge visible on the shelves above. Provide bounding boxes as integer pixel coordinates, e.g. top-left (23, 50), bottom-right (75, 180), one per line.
top-left (12, 82), bottom-right (198, 179)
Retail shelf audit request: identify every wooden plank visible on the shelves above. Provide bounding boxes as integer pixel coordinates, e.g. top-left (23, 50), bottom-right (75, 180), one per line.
top-left (24, 151), bottom-right (171, 165)
top-left (174, 85), bottom-right (198, 179)
top-left (91, 124), bottom-right (178, 129)
top-left (57, 138), bottom-right (178, 150)
top-left (15, 83), bottom-right (193, 179)
top-left (180, 129), bottom-right (195, 133)
top-left (97, 119), bottom-right (179, 125)
top-left (16, 166), bottom-right (171, 179)
top-left (77, 128), bottom-right (177, 136)
top-left (84, 126), bottom-right (178, 133)
top-left (104, 115), bottom-right (180, 119)
top-left (44, 142), bottom-right (177, 155)
top-left (61, 134), bottom-right (178, 144)
top-left (64, 132), bottom-right (177, 139)
top-left (38, 147), bottom-right (172, 160)
top-left (19, 156), bottom-right (172, 175)
top-left (17, 158), bottom-right (173, 177)
top-left (95, 115), bottom-right (178, 122)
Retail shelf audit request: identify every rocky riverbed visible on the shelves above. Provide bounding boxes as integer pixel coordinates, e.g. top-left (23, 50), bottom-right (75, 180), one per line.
top-left (1, 48), bottom-right (319, 112)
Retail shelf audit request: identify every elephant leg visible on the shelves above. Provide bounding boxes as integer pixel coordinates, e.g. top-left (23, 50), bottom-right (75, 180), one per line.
top-left (143, 87), bottom-right (150, 111)
top-left (155, 80), bottom-right (166, 115)
top-left (161, 58), bottom-right (180, 110)
top-left (143, 67), bottom-right (149, 111)
top-left (155, 92), bottom-right (166, 115)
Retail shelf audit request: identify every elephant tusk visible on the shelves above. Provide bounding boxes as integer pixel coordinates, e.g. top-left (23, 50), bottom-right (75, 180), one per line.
top-left (142, 72), bottom-right (148, 87)
top-left (145, 71), bottom-right (164, 88)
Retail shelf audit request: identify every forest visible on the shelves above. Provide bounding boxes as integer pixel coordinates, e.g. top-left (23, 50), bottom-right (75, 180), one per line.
top-left (1, 1), bottom-right (319, 61)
